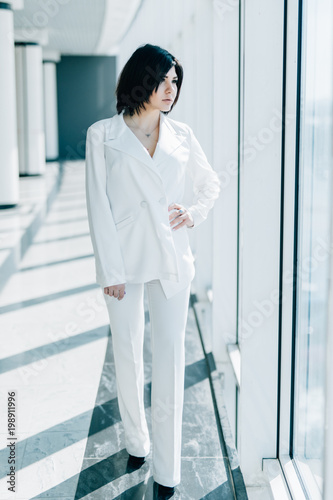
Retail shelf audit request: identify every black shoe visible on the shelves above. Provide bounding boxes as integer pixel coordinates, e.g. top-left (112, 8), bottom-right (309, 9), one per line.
top-left (128, 453), bottom-right (146, 465)
top-left (153, 480), bottom-right (176, 498)
top-left (126, 453), bottom-right (146, 473)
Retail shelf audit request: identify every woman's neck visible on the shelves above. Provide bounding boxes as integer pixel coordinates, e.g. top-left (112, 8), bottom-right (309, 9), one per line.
top-left (125, 108), bottom-right (161, 133)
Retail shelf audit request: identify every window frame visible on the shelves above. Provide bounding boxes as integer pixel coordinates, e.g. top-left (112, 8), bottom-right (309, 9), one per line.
top-left (278, 0), bottom-right (333, 498)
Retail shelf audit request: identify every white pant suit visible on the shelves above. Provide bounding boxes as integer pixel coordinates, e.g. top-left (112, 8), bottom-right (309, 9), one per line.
top-left (104, 279), bottom-right (191, 487)
top-left (85, 110), bottom-right (220, 487)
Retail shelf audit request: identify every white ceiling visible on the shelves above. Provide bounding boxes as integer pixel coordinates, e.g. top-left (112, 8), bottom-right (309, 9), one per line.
top-left (12, 0), bottom-right (143, 55)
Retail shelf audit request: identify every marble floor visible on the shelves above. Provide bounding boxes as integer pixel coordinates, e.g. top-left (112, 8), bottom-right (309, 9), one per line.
top-left (0, 162), bottom-right (249, 499)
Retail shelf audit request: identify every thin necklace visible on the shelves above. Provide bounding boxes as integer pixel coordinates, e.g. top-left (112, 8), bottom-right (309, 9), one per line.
top-left (130, 115), bottom-right (159, 138)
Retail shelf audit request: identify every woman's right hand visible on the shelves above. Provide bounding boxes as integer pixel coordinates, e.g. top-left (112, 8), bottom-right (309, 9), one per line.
top-left (104, 284), bottom-right (126, 300)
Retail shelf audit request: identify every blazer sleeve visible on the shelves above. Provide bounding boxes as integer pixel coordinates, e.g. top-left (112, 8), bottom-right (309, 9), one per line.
top-left (185, 126), bottom-right (221, 228)
top-left (85, 123), bottom-right (127, 288)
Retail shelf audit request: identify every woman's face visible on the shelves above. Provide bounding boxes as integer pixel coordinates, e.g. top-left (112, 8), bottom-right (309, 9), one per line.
top-left (147, 65), bottom-right (178, 112)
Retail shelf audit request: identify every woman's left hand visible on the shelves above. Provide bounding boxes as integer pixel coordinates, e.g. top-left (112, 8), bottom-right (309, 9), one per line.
top-left (168, 203), bottom-right (194, 230)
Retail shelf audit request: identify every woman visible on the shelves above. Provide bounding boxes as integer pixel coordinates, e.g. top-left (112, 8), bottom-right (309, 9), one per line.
top-left (85, 43), bottom-right (220, 495)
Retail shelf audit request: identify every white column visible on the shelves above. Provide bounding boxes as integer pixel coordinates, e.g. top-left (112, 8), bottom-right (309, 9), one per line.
top-left (0, 3), bottom-right (19, 207)
top-left (15, 42), bottom-right (45, 175)
top-left (211, 0), bottom-right (240, 441)
top-left (190, 0), bottom-right (215, 302)
top-left (43, 53), bottom-right (60, 161)
top-left (237, 0), bottom-right (284, 484)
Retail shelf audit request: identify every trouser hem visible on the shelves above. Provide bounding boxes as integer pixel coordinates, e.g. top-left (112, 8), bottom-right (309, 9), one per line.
top-left (153, 472), bottom-right (181, 488)
top-left (126, 448), bottom-right (150, 457)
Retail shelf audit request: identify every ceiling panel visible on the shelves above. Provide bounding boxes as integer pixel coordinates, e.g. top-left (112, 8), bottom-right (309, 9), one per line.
top-left (12, 0), bottom-right (142, 55)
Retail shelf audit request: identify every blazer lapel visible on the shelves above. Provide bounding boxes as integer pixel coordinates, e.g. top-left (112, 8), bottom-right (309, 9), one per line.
top-left (103, 110), bottom-right (187, 176)
top-left (103, 110), bottom-right (153, 169)
top-left (154, 112), bottom-right (187, 167)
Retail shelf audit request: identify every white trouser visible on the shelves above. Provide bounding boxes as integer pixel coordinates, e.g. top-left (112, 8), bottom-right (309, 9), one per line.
top-left (103, 279), bottom-right (191, 487)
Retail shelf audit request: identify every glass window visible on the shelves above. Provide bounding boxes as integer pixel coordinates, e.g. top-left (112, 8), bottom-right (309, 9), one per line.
top-left (292, 0), bottom-right (333, 495)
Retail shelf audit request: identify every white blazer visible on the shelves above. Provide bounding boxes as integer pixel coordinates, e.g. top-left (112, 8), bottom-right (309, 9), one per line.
top-left (85, 109), bottom-right (221, 299)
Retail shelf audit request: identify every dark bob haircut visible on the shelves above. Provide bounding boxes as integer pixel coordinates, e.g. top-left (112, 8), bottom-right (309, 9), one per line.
top-left (115, 43), bottom-right (183, 116)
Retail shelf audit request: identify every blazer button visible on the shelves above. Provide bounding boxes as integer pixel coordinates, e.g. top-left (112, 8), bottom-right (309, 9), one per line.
top-left (159, 197), bottom-right (166, 204)
top-left (140, 200), bottom-right (148, 208)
